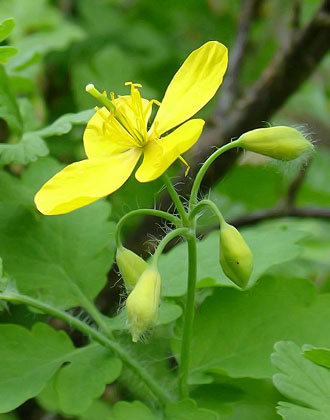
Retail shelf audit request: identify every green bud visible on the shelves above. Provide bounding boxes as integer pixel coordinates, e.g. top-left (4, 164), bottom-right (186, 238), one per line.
top-left (125, 267), bottom-right (161, 342)
top-left (236, 126), bottom-right (313, 160)
top-left (219, 222), bottom-right (253, 289)
top-left (116, 246), bottom-right (148, 292)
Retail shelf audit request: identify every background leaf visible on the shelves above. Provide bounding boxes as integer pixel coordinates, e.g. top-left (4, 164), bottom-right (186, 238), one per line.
top-left (0, 158), bottom-right (115, 309)
top-left (110, 401), bottom-right (158, 420)
top-left (165, 399), bottom-right (219, 420)
top-left (0, 323), bottom-right (121, 413)
top-left (183, 276), bottom-right (330, 383)
top-left (272, 341), bottom-right (330, 420)
top-left (304, 346), bottom-right (330, 369)
top-left (0, 65), bottom-right (22, 132)
top-left (0, 18), bottom-right (15, 42)
top-left (159, 222), bottom-right (307, 297)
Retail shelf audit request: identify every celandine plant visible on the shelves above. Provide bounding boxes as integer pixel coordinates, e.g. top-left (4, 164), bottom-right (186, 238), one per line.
top-left (0, 41), bottom-right (313, 416)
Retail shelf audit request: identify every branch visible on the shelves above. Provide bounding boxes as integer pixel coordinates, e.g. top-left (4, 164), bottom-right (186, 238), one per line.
top-left (217, 0), bottom-right (263, 115)
top-left (230, 206), bottom-right (330, 227)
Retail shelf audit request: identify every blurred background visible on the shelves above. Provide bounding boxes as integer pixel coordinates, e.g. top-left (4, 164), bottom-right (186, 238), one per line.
top-left (0, 0), bottom-right (329, 419)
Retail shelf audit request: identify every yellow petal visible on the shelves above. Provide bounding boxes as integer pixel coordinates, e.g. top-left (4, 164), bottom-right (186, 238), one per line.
top-left (35, 148), bottom-right (141, 215)
top-left (151, 41), bottom-right (228, 136)
top-left (136, 119), bottom-right (204, 182)
top-left (83, 107), bottom-right (135, 159)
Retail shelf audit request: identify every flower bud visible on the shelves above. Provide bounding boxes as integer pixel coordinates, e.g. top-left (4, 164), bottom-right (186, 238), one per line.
top-left (116, 246), bottom-right (148, 292)
top-left (126, 267), bottom-right (161, 342)
top-left (236, 126), bottom-right (313, 160)
top-left (219, 223), bottom-right (253, 289)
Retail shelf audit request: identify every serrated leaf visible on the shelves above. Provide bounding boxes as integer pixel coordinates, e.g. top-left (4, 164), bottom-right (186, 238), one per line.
top-left (0, 134), bottom-right (48, 164)
top-left (34, 109), bottom-right (94, 137)
top-left (0, 46), bottom-right (17, 64)
top-left (160, 222), bottom-right (307, 297)
top-left (0, 159), bottom-right (115, 309)
top-left (0, 65), bottom-right (22, 132)
top-left (272, 341), bottom-right (330, 420)
top-left (0, 323), bottom-right (121, 413)
top-left (54, 343), bottom-right (122, 414)
top-left (0, 109), bottom-right (93, 165)
top-left (0, 18), bottom-right (15, 42)
top-left (192, 378), bottom-right (281, 420)
top-left (0, 323), bottom-right (73, 413)
top-left (184, 276), bottom-right (330, 383)
top-left (56, 344), bottom-right (121, 414)
top-left (165, 399), bottom-right (219, 420)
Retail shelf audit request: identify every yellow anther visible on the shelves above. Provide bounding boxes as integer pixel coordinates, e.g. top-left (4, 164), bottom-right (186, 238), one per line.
top-left (125, 81), bottom-right (142, 88)
top-left (152, 99), bottom-right (161, 107)
top-left (178, 155), bottom-right (190, 176)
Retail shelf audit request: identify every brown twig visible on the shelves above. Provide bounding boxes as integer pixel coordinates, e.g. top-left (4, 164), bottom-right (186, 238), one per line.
top-left (217, 0), bottom-right (263, 116)
top-left (230, 206), bottom-right (330, 227)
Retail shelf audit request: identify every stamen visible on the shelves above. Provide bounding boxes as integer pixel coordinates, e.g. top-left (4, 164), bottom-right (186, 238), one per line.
top-left (125, 81), bottom-right (142, 88)
top-left (144, 99), bottom-right (161, 122)
top-left (178, 155), bottom-right (190, 177)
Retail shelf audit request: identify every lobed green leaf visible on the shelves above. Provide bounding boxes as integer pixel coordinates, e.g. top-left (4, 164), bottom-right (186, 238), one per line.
top-left (183, 276), bottom-right (330, 383)
top-left (272, 341), bottom-right (330, 420)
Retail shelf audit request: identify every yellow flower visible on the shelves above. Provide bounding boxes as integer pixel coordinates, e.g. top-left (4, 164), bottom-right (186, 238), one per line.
top-left (35, 41), bottom-right (228, 215)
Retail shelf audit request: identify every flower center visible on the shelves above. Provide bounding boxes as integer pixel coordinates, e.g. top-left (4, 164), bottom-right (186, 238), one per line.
top-left (86, 82), bottom-right (160, 149)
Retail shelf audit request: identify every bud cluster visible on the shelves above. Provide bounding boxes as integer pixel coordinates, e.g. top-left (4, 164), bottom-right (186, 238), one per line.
top-left (116, 247), bottom-right (161, 342)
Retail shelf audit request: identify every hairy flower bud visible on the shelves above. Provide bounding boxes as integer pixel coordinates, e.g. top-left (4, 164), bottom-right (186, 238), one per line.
top-left (116, 246), bottom-right (148, 292)
top-left (219, 223), bottom-right (253, 289)
top-left (126, 267), bottom-right (161, 342)
top-left (236, 126), bottom-right (313, 160)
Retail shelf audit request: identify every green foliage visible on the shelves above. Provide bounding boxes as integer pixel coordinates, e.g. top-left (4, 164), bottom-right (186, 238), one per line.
top-left (192, 378), bottom-right (281, 420)
top-left (272, 341), bottom-right (330, 420)
top-left (0, 18), bottom-right (17, 63)
top-left (159, 222), bottom-right (307, 296)
top-left (0, 0), bottom-right (329, 419)
top-left (0, 65), bottom-right (22, 132)
top-left (304, 346), bottom-right (330, 369)
top-left (184, 276), bottom-right (330, 383)
top-left (0, 158), bottom-right (115, 309)
top-left (165, 399), bottom-right (218, 420)
top-left (0, 323), bottom-right (121, 414)
top-left (110, 401), bottom-right (158, 420)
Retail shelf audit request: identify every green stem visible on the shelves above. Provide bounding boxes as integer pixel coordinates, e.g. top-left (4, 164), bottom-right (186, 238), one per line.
top-left (0, 290), bottom-right (172, 406)
top-left (189, 140), bottom-right (240, 210)
top-left (189, 199), bottom-right (226, 228)
top-left (162, 173), bottom-right (189, 225)
top-left (78, 293), bottom-right (113, 337)
top-left (115, 208), bottom-right (181, 247)
top-left (178, 233), bottom-right (197, 399)
top-left (152, 228), bottom-right (190, 265)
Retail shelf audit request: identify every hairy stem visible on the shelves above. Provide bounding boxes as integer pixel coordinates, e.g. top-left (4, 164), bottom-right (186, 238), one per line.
top-left (162, 173), bottom-right (189, 225)
top-left (178, 233), bottom-right (197, 399)
top-left (0, 290), bottom-right (172, 406)
top-left (115, 208), bottom-right (181, 247)
top-left (189, 199), bottom-right (226, 227)
top-left (152, 227), bottom-right (190, 265)
top-left (189, 140), bottom-right (240, 209)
